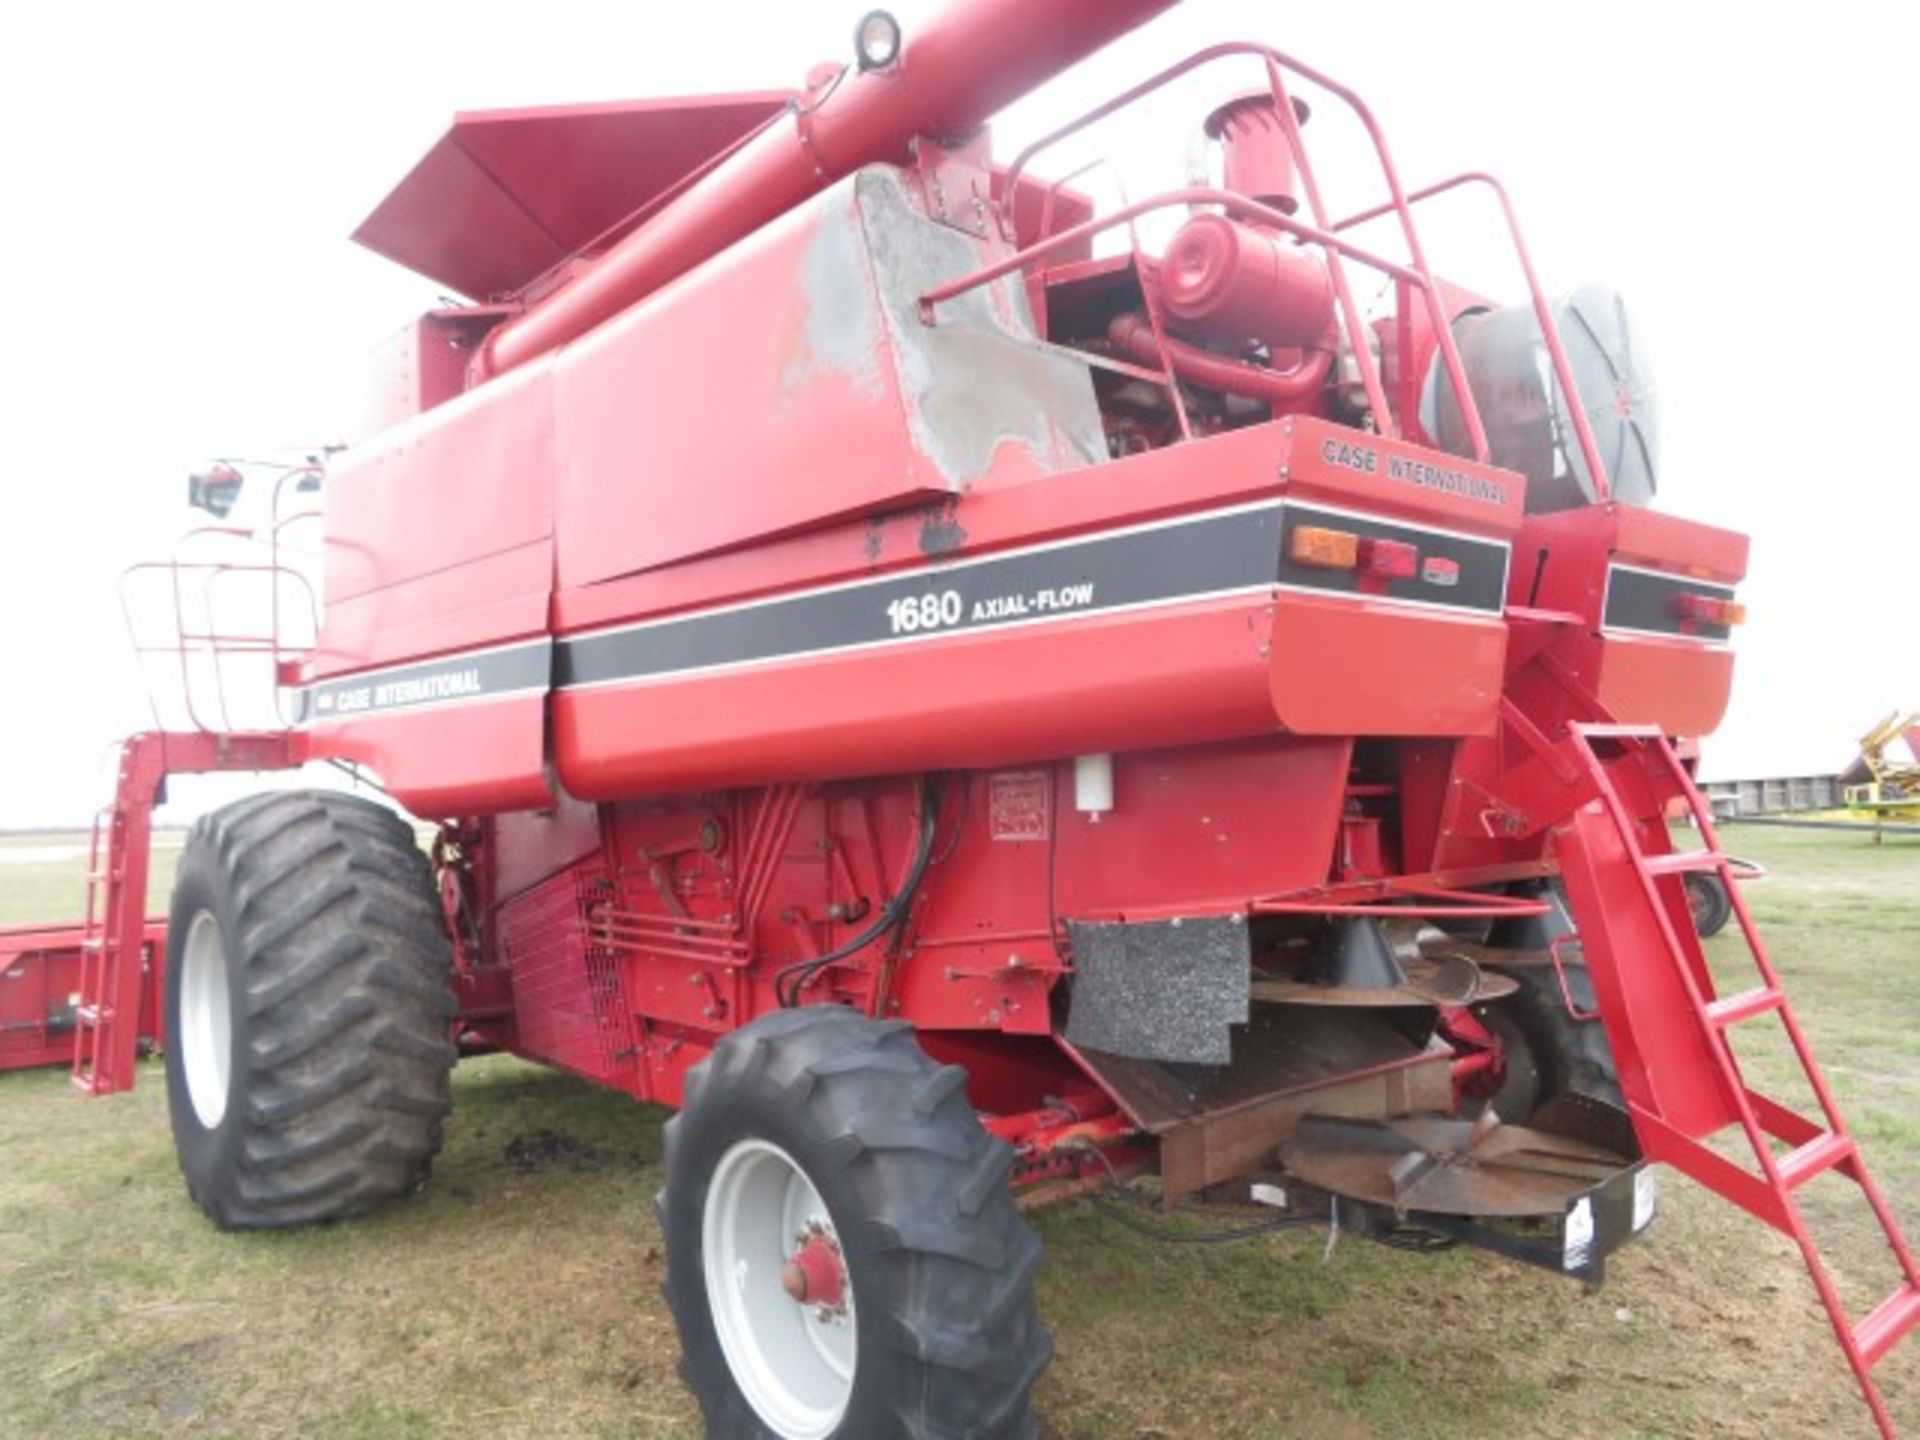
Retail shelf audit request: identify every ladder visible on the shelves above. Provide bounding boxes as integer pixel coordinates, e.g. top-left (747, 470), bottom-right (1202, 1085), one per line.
top-left (69, 731), bottom-right (300, 1096)
top-left (72, 738), bottom-right (162, 1096)
top-left (1552, 723), bottom-right (1920, 1437)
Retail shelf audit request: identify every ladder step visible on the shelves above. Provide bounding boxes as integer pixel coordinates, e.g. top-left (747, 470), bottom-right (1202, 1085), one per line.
top-left (1705, 986), bottom-right (1786, 1028)
top-left (80, 937), bottom-right (105, 952)
top-left (1855, 1284), bottom-right (1920, 1369)
top-left (1776, 1132), bottom-right (1854, 1191)
top-left (1644, 850), bottom-right (1724, 876)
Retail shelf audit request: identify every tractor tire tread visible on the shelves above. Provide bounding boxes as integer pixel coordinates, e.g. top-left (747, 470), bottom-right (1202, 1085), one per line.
top-left (663, 1005), bottom-right (1048, 1438)
top-left (165, 790), bottom-right (455, 1231)
top-left (1484, 957), bottom-right (1623, 1114)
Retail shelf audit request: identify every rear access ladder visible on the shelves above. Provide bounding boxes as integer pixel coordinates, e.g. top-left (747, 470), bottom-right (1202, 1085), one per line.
top-left (1552, 724), bottom-right (1920, 1437)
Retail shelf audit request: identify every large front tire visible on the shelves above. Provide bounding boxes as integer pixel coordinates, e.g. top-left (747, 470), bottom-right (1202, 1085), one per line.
top-left (164, 790), bottom-right (456, 1229)
top-left (662, 1008), bottom-right (1050, 1439)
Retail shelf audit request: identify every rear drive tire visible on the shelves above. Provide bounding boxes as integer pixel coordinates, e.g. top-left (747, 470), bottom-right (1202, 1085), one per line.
top-left (1477, 958), bottom-right (1623, 1122)
top-left (662, 1007), bottom-right (1049, 1439)
top-left (164, 790), bottom-right (456, 1229)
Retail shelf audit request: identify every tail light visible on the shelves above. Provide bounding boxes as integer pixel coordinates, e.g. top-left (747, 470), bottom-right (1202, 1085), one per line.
top-left (1289, 526), bottom-right (1424, 581)
top-left (1357, 537), bottom-right (1418, 580)
top-left (1672, 593), bottom-right (1746, 627)
top-left (1290, 525), bottom-right (1359, 569)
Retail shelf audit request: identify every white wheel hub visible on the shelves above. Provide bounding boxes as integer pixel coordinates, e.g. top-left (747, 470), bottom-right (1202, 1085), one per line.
top-left (179, 908), bottom-right (233, 1128)
top-left (702, 1137), bottom-right (857, 1438)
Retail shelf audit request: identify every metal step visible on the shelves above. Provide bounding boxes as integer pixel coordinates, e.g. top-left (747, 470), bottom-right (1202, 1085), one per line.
top-left (1704, 986), bottom-right (1785, 1028)
top-left (1856, 1285), bottom-right (1920, 1370)
top-left (1776, 1132), bottom-right (1854, 1192)
top-left (1554, 724), bottom-right (1920, 1437)
top-left (1643, 850), bottom-right (1724, 877)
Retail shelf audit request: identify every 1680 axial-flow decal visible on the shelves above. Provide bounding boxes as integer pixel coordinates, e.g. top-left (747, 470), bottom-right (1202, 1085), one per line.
top-left (556, 504), bottom-right (1288, 689)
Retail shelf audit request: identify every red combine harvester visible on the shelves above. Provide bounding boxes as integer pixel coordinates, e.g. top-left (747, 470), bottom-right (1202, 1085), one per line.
top-left (56, 4), bottom-right (1916, 1435)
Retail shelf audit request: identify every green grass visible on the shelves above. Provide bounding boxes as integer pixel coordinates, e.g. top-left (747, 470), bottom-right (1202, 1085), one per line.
top-left (0, 825), bottom-right (1915, 1437)
top-left (0, 831), bottom-right (181, 927)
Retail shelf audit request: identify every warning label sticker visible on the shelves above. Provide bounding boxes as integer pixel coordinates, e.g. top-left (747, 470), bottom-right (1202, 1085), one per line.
top-left (988, 771), bottom-right (1050, 842)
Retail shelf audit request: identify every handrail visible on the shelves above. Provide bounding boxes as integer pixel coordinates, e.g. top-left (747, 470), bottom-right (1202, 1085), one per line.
top-left (117, 464), bottom-right (324, 736)
top-left (925, 186), bottom-right (1445, 313)
top-left (121, 554), bottom-right (318, 735)
top-left (268, 463), bottom-right (325, 707)
top-left (920, 185), bottom-right (1451, 438)
top-left (1333, 172), bottom-right (1613, 502)
top-left (990, 40), bottom-right (1488, 459)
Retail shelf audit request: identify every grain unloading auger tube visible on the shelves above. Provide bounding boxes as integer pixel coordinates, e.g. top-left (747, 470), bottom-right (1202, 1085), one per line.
top-left (54, 2), bottom-right (1916, 1435)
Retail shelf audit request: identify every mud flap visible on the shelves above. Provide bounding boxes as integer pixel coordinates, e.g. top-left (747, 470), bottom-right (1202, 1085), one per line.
top-left (1063, 915), bottom-right (1249, 1064)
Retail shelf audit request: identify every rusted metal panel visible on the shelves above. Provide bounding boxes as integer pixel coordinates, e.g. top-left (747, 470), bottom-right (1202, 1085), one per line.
top-left (1073, 1006), bottom-right (1453, 1202)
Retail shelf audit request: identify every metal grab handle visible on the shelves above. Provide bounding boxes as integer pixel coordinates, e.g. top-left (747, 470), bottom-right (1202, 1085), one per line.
top-left (1548, 934), bottom-right (1602, 1022)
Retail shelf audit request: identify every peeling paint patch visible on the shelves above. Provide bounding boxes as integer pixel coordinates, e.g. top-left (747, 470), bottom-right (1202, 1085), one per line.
top-left (918, 504), bottom-right (967, 556)
top-left (855, 170), bottom-right (1105, 490)
top-left (779, 197), bottom-right (890, 406)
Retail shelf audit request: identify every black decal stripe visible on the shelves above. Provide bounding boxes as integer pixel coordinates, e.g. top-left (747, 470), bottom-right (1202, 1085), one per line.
top-left (292, 501), bottom-right (1516, 718)
top-left (292, 640), bottom-right (551, 724)
top-left (1601, 564), bottom-right (1735, 642)
top-left (557, 505), bottom-right (1288, 690)
top-left (1277, 503), bottom-right (1509, 615)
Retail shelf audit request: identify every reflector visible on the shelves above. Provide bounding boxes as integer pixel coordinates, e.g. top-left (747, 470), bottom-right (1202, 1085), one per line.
top-left (1289, 525), bottom-right (1358, 569)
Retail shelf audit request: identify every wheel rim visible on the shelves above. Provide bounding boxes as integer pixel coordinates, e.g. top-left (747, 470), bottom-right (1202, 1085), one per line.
top-left (179, 909), bottom-right (233, 1128)
top-left (701, 1138), bottom-right (857, 1438)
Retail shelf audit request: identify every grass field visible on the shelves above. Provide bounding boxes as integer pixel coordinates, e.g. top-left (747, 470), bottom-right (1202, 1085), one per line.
top-left (1, 825), bottom-right (1915, 1438)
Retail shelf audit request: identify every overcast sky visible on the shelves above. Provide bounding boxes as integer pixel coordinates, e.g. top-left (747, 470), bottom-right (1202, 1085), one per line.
top-left (2, 1), bottom-right (1915, 828)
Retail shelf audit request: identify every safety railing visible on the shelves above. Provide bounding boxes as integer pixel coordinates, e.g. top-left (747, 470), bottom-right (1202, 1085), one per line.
top-left (925, 41), bottom-right (1613, 501)
top-left (1330, 172), bottom-right (1612, 505)
top-left (117, 463), bottom-right (323, 736)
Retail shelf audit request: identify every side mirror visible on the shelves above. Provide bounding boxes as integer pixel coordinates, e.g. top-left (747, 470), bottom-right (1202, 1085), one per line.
top-left (188, 462), bottom-right (244, 517)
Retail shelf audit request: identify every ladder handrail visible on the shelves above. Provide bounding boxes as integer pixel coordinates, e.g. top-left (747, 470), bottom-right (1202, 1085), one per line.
top-left (1559, 726), bottom-right (1919, 1437)
top-left (1569, 728), bottom-right (1841, 1171)
top-left (1628, 736), bottom-right (1920, 1295)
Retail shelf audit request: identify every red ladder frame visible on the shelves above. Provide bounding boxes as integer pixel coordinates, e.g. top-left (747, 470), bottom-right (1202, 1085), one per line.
top-left (72, 731), bottom-right (301, 1096)
top-left (72, 740), bottom-right (165, 1095)
top-left (1553, 723), bottom-right (1919, 1437)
